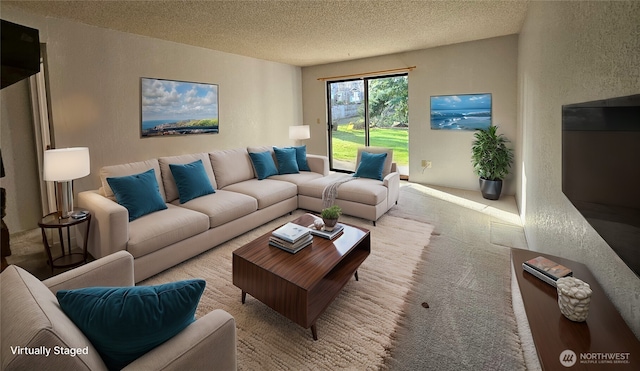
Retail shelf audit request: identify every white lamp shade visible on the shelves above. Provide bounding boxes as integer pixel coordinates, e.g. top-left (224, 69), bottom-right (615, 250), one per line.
top-left (289, 125), bottom-right (310, 140)
top-left (44, 147), bottom-right (90, 181)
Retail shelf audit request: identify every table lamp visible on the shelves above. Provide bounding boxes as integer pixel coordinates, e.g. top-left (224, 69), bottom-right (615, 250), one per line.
top-left (43, 147), bottom-right (90, 219)
top-left (289, 125), bottom-right (310, 145)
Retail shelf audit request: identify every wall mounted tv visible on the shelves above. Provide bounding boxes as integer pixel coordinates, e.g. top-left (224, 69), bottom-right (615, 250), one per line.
top-left (562, 94), bottom-right (640, 277)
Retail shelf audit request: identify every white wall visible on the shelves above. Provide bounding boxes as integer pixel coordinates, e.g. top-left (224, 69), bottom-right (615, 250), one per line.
top-left (519, 1), bottom-right (640, 336)
top-left (302, 35), bottom-right (519, 194)
top-left (0, 7), bottom-right (303, 231)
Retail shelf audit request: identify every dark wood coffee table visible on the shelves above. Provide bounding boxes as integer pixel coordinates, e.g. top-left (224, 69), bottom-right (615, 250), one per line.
top-left (232, 214), bottom-right (370, 340)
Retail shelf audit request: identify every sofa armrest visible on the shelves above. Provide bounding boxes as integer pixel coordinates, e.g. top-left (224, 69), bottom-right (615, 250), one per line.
top-left (78, 190), bottom-right (129, 259)
top-left (125, 309), bottom-right (237, 371)
top-left (44, 251), bottom-right (135, 294)
top-left (383, 169), bottom-right (400, 208)
top-left (306, 154), bottom-right (329, 176)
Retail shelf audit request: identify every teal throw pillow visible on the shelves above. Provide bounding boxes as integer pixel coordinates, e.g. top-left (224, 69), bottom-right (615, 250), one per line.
top-left (106, 168), bottom-right (167, 222)
top-left (353, 151), bottom-right (388, 181)
top-left (249, 151), bottom-right (278, 180)
top-left (289, 145), bottom-right (310, 171)
top-left (169, 159), bottom-right (215, 203)
top-left (273, 147), bottom-right (299, 174)
top-left (57, 279), bottom-right (206, 371)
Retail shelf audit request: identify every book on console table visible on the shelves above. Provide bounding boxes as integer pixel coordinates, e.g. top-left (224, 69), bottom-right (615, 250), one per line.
top-left (522, 256), bottom-right (573, 287)
top-left (269, 234), bottom-right (313, 254)
top-left (272, 222), bottom-right (311, 244)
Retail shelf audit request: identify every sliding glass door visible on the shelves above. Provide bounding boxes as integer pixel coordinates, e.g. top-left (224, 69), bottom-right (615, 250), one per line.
top-left (327, 75), bottom-right (408, 175)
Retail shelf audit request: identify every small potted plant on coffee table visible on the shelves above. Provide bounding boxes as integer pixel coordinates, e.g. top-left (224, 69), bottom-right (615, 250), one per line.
top-left (321, 205), bottom-right (342, 231)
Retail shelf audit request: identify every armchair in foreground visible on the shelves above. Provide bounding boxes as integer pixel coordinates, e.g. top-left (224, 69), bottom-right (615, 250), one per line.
top-left (1, 251), bottom-right (237, 370)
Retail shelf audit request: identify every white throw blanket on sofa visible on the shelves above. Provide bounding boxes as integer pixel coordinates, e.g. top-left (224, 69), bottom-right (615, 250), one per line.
top-left (322, 174), bottom-right (357, 209)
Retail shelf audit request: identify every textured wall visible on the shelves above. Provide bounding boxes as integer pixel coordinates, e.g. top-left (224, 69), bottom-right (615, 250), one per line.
top-left (1, 7), bottom-right (303, 231)
top-left (302, 35), bottom-right (519, 194)
top-left (518, 1), bottom-right (640, 336)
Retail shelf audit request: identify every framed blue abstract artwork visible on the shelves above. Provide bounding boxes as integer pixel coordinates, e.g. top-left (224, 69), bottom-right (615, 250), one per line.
top-left (141, 78), bottom-right (219, 137)
top-left (430, 93), bottom-right (492, 130)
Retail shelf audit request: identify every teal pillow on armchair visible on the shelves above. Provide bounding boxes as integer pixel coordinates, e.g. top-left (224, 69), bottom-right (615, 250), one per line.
top-left (56, 279), bottom-right (206, 371)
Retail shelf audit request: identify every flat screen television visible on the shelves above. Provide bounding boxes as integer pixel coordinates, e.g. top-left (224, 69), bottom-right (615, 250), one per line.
top-left (562, 94), bottom-right (640, 277)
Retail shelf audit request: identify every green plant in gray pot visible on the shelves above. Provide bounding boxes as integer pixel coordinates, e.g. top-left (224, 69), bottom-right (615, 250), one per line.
top-left (471, 125), bottom-right (514, 200)
top-left (320, 205), bottom-right (342, 231)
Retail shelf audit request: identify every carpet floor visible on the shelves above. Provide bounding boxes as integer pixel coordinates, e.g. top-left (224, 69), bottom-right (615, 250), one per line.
top-left (141, 210), bottom-right (434, 370)
top-left (384, 183), bottom-right (528, 370)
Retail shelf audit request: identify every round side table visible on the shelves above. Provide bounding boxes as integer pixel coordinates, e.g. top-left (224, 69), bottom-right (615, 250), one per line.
top-left (38, 210), bottom-right (91, 273)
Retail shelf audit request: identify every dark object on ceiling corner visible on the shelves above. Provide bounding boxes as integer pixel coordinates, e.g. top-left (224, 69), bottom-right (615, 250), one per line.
top-left (1, 19), bottom-right (41, 89)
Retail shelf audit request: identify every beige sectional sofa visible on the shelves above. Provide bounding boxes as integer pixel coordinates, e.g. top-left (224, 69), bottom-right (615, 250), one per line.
top-left (78, 146), bottom-right (399, 282)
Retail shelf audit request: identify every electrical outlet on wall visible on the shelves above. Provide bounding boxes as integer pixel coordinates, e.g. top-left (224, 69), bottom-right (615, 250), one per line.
top-left (421, 160), bottom-right (432, 168)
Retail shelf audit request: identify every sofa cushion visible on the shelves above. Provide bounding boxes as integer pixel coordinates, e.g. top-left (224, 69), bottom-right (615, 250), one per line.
top-left (169, 160), bottom-right (216, 204)
top-left (57, 279), bottom-right (205, 371)
top-left (159, 153), bottom-right (218, 202)
top-left (171, 189), bottom-right (258, 228)
top-left (356, 147), bottom-right (394, 178)
top-left (273, 147), bottom-right (299, 174)
top-left (248, 151), bottom-right (279, 180)
top-left (270, 171), bottom-right (324, 186)
top-left (126, 204), bottom-right (210, 258)
top-left (298, 174), bottom-right (387, 206)
top-left (106, 169), bottom-right (168, 222)
top-left (330, 178), bottom-right (388, 205)
top-left (1, 265), bottom-right (106, 371)
top-left (100, 158), bottom-right (167, 201)
top-left (209, 148), bottom-right (255, 188)
top-left (353, 151), bottom-right (388, 181)
top-left (223, 179), bottom-right (297, 209)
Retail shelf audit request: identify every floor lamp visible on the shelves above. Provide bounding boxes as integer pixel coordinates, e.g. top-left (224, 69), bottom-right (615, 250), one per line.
top-left (43, 147), bottom-right (90, 219)
top-left (289, 125), bottom-right (310, 146)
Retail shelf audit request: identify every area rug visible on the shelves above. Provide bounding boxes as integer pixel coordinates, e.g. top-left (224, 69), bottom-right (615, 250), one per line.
top-left (141, 210), bottom-right (434, 370)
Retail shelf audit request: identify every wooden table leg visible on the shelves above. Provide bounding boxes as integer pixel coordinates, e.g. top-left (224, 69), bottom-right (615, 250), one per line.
top-left (241, 291), bottom-right (246, 304)
top-left (354, 270), bottom-right (359, 281)
top-left (311, 324), bottom-right (318, 341)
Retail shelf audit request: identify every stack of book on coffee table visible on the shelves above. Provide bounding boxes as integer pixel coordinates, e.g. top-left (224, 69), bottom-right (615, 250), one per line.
top-left (269, 222), bottom-right (313, 253)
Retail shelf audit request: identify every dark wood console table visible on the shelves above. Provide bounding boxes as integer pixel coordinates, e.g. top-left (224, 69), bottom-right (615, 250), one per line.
top-left (511, 248), bottom-right (640, 370)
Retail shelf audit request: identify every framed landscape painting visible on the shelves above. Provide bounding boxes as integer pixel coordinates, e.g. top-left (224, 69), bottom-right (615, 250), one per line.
top-left (141, 78), bottom-right (219, 137)
top-left (430, 93), bottom-right (491, 130)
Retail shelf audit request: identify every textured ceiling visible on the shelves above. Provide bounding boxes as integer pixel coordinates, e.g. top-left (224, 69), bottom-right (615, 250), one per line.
top-left (3, 0), bottom-right (529, 67)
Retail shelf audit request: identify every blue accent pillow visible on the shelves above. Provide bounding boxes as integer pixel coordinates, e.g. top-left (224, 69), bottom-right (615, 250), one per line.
top-left (273, 147), bottom-right (299, 174)
top-left (249, 151), bottom-right (278, 180)
top-left (106, 168), bottom-right (167, 222)
top-left (353, 151), bottom-right (388, 181)
top-left (56, 279), bottom-right (206, 371)
top-left (289, 145), bottom-right (310, 171)
top-left (169, 160), bottom-right (215, 203)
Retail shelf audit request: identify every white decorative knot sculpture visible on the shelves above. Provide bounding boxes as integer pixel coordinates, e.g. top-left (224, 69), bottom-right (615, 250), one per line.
top-left (556, 276), bottom-right (592, 322)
